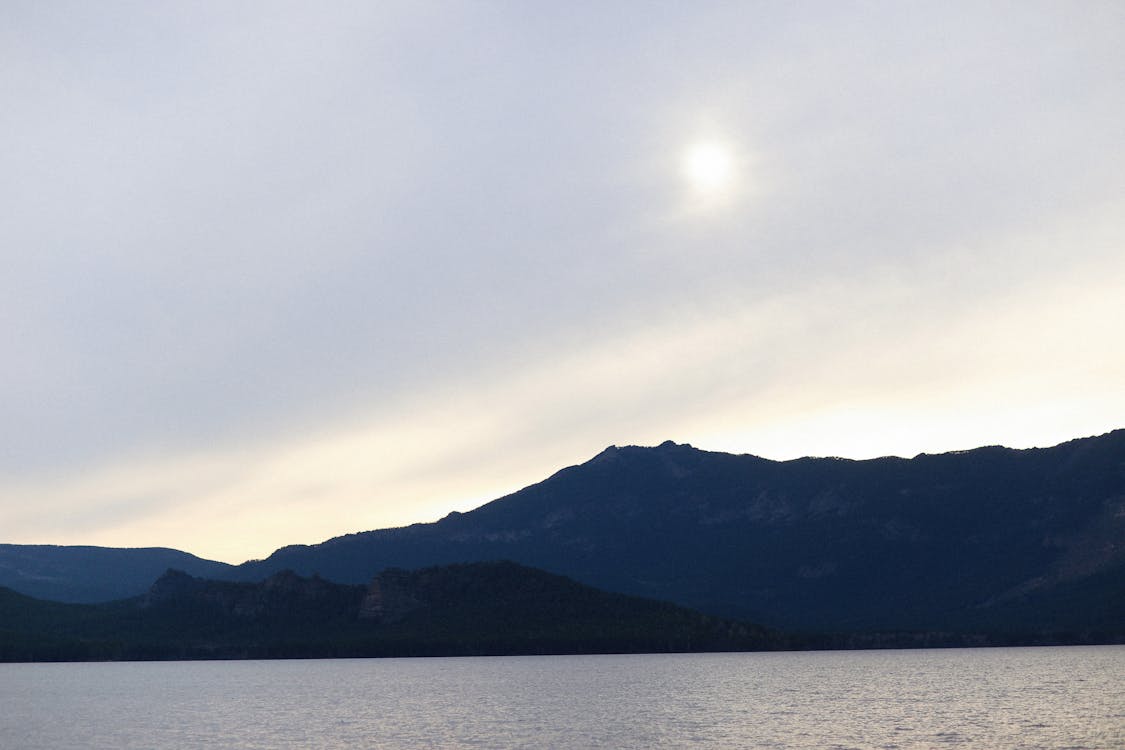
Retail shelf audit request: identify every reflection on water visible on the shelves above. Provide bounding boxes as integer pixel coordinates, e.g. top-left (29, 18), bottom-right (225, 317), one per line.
top-left (1, 646), bottom-right (1122, 749)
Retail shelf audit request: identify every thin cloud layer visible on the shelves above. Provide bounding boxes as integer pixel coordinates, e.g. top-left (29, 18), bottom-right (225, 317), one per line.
top-left (2, 2), bottom-right (1122, 561)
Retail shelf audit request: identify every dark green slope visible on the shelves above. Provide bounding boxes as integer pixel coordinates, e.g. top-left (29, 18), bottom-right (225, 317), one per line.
top-left (238, 430), bottom-right (1125, 635)
top-left (358, 561), bottom-right (782, 656)
top-left (0, 562), bottom-right (784, 662)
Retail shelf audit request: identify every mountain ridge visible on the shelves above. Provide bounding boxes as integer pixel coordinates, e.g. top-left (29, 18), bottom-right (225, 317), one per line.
top-left (3, 429), bottom-right (1123, 639)
top-left (233, 429), bottom-right (1125, 633)
top-left (0, 544), bottom-right (236, 603)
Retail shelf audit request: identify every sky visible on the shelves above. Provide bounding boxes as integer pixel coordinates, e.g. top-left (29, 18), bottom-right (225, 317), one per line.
top-left (2, 1), bottom-right (1123, 563)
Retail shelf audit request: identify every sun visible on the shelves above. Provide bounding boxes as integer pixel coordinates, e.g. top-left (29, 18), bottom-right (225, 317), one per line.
top-left (682, 140), bottom-right (736, 197)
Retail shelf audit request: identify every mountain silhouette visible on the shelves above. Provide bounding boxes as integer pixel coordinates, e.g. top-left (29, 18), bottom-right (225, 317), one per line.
top-left (236, 430), bottom-right (1125, 635)
top-left (3, 429), bottom-right (1122, 638)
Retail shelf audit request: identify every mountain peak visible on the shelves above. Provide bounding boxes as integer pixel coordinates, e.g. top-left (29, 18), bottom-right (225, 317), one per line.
top-left (146, 568), bottom-right (204, 604)
top-left (594, 439), bottom-right (693, 456)
top-left (587, 445), bottom-right (621, 465)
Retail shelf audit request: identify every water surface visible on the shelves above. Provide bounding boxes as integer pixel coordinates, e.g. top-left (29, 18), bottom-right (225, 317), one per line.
top-left (2, 646), bottom-right (1121, 749)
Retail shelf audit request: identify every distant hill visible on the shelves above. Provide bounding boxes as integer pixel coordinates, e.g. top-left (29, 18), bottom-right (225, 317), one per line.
top-left (0, 562), bottom-right (783, 661)
top-left (0, 544), bottom-right (236, 603)
top-left (234, 430), bottom-right (1125, 637)
top-left (4, 429), bottom-right (1123, 640)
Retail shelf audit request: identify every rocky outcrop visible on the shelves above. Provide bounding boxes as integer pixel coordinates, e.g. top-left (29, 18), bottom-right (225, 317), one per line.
top-left (144, 568), bottom-right (364, 619)
top-left (359, 570), bottom-right (422, 623)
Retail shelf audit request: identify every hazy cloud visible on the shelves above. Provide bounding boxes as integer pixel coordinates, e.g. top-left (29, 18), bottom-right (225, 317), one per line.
top-left (2, 2), bottom-right (1122, 560)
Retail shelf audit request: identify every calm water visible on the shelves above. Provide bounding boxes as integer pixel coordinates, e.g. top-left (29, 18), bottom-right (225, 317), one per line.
top-left (1, 646), bottom-right (1122, 749)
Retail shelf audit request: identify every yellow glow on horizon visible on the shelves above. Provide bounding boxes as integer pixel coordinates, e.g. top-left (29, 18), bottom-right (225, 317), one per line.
top-left (2, 214), bottom-right (1121, 564)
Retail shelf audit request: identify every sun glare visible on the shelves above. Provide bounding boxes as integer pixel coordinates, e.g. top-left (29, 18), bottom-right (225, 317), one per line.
top-left (682, 140), bottom-right (736, 197)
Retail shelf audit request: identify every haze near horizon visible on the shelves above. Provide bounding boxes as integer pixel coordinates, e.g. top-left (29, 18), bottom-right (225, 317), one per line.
top-left (2, 2), bottom-right (1122, 563)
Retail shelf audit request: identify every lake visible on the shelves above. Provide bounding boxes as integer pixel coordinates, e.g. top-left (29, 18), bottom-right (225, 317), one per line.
top-left (1, 646), bottom-right (1121, 749)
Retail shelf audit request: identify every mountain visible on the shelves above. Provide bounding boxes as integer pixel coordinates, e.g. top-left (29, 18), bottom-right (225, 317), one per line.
top-left (233, 430), bottom-right (1125, 636)
top-left (4, 429), bottom-right (1123, 640)
top-left (0, 544), bottom-right (236, 603)
top-left (0, 562), bottom-right (783, 661)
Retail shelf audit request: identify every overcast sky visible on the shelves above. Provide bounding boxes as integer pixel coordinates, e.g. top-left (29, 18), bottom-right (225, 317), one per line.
top-left (3, 1), bottom-right (1123, 563)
